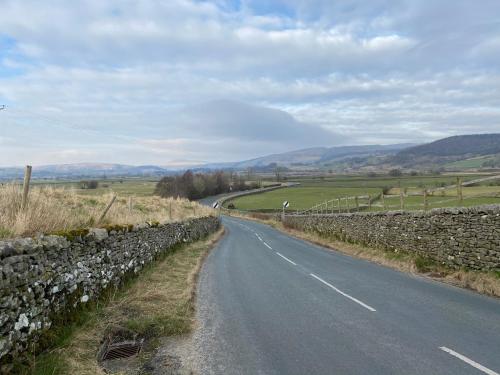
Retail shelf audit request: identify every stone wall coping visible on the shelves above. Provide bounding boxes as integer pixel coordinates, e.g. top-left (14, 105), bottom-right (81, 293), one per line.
top-left (0, 216), bottom-right (214, 260)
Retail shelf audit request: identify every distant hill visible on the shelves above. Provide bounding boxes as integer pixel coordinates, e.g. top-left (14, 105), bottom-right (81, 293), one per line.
top-left (0, 163), bottom-right (171, 180)
top-left (394, 134), bottom-right (500, 167)
top-left (2, 134), bottom-right (496, 180)
top-left (397, 134), bottom-right (500, 158)
top-left (202, 144), bottom-right (414, 170)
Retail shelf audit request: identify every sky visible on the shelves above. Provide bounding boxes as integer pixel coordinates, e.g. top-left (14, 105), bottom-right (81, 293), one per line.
top-left (0, 0), bottom-right (499, 167)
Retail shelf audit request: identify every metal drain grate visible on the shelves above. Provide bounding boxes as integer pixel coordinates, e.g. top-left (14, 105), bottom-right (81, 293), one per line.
top-left (100, 340), bottom-right (143, 361)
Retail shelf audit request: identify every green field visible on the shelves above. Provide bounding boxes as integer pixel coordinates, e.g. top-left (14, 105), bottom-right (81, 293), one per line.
top-left (31, 178), bottom-right (158, 196)
top-left (444, 155), bottom-right (499, 169)
top-left (289, 174), bottom-right (487, 189)
top-left (226, 174), bottom-right (500, 212)
top-left (225, 186), bottom-right (381, 211)
top-left (373, 195), bottom-right (500, 211)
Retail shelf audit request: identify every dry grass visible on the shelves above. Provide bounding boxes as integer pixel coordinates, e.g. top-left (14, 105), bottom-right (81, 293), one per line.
top-left (228, 211), bottom-right (500, 299)
top-left (0, 184), bottom-right (214, 239)
top-left (28, 228), bottom-right (224, 375)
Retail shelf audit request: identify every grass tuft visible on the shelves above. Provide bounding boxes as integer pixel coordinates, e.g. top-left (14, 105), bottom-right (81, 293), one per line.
top-left (414, 255), bottom-right (437, 273)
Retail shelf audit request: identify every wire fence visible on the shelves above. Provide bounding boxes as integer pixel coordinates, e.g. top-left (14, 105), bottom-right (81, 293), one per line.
top-left (293, 175), bottom-right (500, 216)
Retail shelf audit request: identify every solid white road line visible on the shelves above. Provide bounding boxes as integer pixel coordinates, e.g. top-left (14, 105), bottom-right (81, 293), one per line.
top-left (263, 242), bottom-right (273, 250)
top-left (310, 273), bottom-right (376, 312)
top-left (255, 233), bottom-right (262, 241)
top-left (276, 252), bottom-right (297, 265)
top-left (439, 347), bottom-right (499, 375)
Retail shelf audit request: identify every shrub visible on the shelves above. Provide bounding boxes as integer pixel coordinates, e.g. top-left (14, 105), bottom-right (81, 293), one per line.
top-left (79, 180), bottom-right (99, 189)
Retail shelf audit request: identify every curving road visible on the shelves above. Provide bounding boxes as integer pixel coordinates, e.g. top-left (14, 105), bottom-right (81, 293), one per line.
top-left (191, 209), bottom-right (500, 374)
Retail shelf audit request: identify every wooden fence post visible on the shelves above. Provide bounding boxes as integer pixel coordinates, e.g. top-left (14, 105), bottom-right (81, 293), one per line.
top-left (457, 177), bottom-right (463, 203)
top-left (399, 180), bottom-right (404, 210)
top-left (97, 195), bottom-right (116, 224)
top-left (423, 189), bottom-right (428, 211)
top-left (128, 196), bottom-right (133, 212)
top-left (381, 191), bottom-right (386, 210)
top-left (21, 165), bottom-right (32, 210)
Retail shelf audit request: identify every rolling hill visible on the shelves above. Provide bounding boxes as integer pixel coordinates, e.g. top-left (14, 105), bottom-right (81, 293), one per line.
top-left (202, 144), bottom-right (414, 170)
top-left (1, 134), bottom-right (498, 180)
top-left (0, 163), bottom-right (171, 180)
top-left (393, 134), bottom-right (500, 168)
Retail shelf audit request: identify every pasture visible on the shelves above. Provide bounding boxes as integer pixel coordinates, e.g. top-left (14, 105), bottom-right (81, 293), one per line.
top-left (31, 178), bottom-right (158, 196)
top-left (226, 174), bottom-right (500, 212)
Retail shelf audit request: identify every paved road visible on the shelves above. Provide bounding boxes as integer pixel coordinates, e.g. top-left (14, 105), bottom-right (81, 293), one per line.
top-left (192, 214), bottom-right (500, 375)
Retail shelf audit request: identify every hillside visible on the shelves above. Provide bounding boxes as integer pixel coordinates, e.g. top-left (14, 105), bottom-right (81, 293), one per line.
top-left (202, 143), bottom-right (414, 170)
top-left (397, 134), bottom-right (500, 158)
top-left (393, 134), bottom-right (500, 168)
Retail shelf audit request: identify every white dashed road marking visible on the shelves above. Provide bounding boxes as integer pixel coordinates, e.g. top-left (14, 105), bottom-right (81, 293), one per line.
top-left (310, 273), bottom-right (376, 312)
top-left (439, 347), bottom-right (499, 375)
top-left (276, 252), bottom-right (297, 265)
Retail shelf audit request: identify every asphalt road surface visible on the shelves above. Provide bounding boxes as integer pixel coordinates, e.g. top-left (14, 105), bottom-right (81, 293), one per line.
top-left (193, 207), bottom-right (500, 374)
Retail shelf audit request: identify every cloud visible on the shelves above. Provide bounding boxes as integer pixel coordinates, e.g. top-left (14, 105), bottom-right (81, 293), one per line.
top-left (172, 100), bottom-right (336, 144)
top-left (0, 0), bottom-right (500, 166)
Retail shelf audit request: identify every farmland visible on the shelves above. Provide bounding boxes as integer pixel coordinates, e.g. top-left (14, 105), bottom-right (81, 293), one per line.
top-left (225, 174), bottom-right (500, 212)
top-left (29, 178), bottom-right (159, 196)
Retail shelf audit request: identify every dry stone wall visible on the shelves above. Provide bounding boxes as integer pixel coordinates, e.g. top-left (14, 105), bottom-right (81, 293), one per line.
top-left (0, 216), bottom-right (219, 363)
top-left (284, 205), bottom-right (500, 271)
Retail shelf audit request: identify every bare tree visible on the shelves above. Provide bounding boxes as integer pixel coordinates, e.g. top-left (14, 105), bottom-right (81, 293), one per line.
top-left (274, 166), bottom-right (280, 182)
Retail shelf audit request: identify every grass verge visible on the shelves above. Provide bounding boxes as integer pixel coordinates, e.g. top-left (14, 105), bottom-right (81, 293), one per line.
top-left (18, 228), bottom-right (224, 375)
top-left (226, 211), bottom-right (500, 299)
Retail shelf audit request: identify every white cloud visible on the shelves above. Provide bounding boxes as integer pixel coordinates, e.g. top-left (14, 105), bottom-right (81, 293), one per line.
top-left (0, 0), bottom-right (500, 166)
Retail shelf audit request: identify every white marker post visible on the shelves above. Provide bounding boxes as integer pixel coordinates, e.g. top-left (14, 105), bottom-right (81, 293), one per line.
top-left (282, 200), bottom-right (289, 221)
top-left (212, 201), bottom-right (221, 217)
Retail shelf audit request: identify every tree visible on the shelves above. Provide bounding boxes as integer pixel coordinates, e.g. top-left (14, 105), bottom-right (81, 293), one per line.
top-left (193, 174), bottom-right (206, 198)
top-left (155, 170), bottom-right (247, 200)
top-left (388, 168), bottom-right (402, 177)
